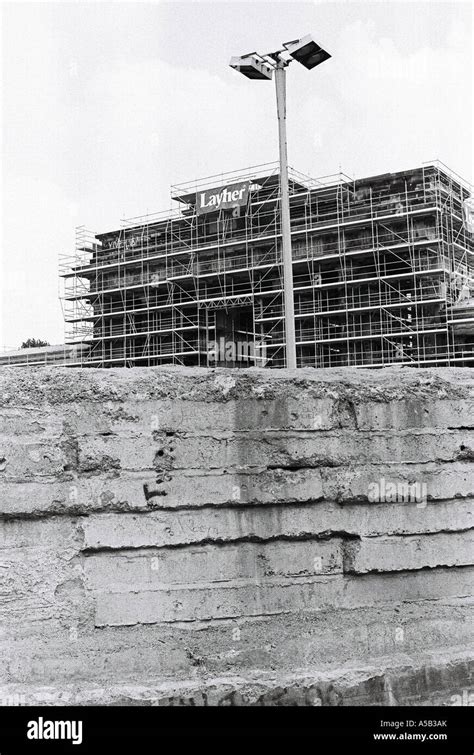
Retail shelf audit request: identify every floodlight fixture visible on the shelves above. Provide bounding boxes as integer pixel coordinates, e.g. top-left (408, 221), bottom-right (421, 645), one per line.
top-left (283, 34), bottom-right (331, 70)
top-left (229, 54), bottom-right (273, 80)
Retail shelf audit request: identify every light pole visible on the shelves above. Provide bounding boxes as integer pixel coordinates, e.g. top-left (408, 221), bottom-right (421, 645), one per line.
top-left (230, 35), bottom-right (331, 369)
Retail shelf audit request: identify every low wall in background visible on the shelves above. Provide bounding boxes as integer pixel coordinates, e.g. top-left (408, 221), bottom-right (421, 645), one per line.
top-left (0, 366), bottom-right (473, 705)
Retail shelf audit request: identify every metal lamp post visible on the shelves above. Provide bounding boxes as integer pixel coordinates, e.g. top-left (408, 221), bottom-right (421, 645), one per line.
top-left (230, 35), bottom-right (331, 369)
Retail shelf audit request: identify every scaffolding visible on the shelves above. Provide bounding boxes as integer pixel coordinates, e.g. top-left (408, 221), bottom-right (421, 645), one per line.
top-left (60, 160), bottom-right (474, 368)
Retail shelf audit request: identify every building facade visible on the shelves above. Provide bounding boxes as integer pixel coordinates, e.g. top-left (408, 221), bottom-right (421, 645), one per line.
top-left (60, 161), bottom-right (474, 369)
top-left (0, 344), bottom-right (90, 368)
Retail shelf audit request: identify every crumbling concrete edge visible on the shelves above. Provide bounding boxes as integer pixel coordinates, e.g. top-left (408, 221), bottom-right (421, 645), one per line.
top-left (1, 647), bottom-right (472, 706)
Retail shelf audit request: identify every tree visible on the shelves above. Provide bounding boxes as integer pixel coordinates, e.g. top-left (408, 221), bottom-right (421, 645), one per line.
top-left (20, 338), bottom-right (50, 349)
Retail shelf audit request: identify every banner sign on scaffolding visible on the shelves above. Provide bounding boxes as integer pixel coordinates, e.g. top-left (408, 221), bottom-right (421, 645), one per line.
top-left (195, 181), bottom-right (251, 216)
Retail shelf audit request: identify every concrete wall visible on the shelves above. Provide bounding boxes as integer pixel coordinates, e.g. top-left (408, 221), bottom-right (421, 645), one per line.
top-left (0, 366), bottom-right (473, 706)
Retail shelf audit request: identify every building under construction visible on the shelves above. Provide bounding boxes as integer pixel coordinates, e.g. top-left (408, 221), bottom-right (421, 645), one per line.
top-left (60, 161), bottom-right (474, 369)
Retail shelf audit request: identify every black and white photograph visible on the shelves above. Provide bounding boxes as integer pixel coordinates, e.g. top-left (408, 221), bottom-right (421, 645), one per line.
top-left (0, 0), bottom-right (473, 748)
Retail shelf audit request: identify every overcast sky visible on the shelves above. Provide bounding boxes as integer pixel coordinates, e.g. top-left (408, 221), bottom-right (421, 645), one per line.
top-left (0, 0), bottom-right (472, 349)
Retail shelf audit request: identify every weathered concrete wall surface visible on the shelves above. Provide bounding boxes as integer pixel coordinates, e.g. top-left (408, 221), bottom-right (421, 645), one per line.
top-left (0, 366), bottom-right (473, 706)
